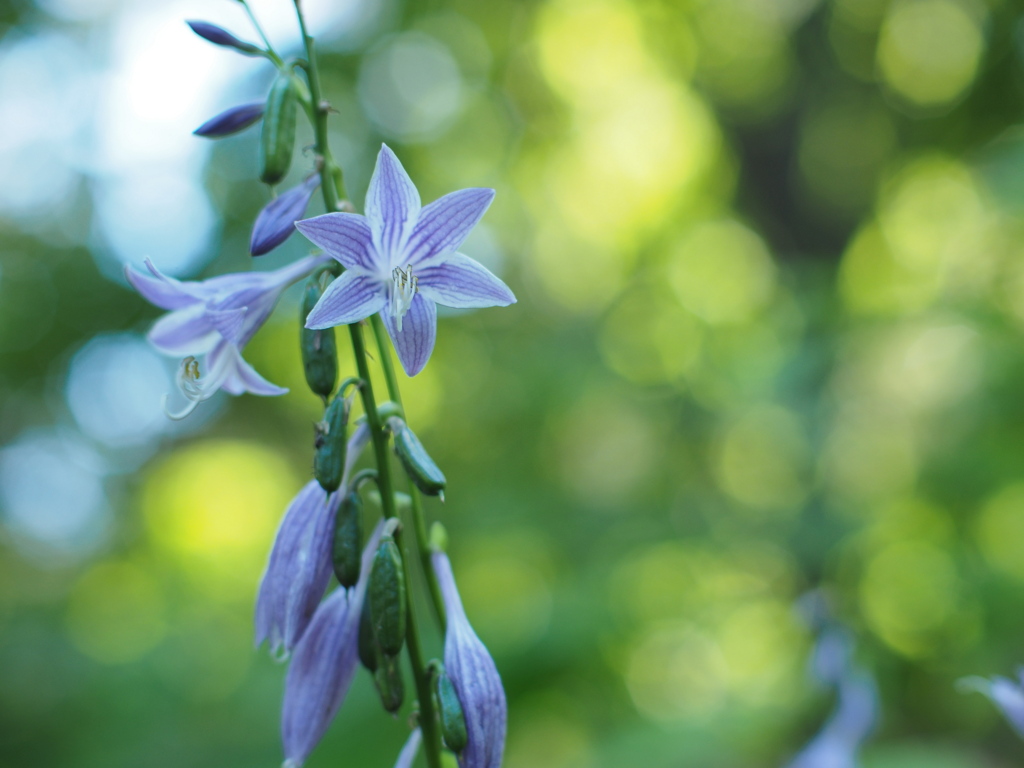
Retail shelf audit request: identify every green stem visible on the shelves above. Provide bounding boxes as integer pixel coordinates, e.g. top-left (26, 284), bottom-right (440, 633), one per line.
top-left (238, 0), bottom-right (284, 67)
top-left (371, 315), bottom-right (448, 632)
top-left (292, 5), bottom-right (441, 766)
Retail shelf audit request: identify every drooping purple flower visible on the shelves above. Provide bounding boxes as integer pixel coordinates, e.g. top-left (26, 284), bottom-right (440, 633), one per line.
top-left (251, 175), bottom-right (322, 256)
top-left (194, 102), bottom-right (265, 138)
top-left (281, 520), bottom-right (384, 768)
top-left (432, 551), bottom-right (506, 768)
top-left (255, 424), bottom-right (371, 658)
top-left (961, 671), bottom-right (1024, 739)
top-left (186, 20), bottom-right (262, 56)
top-left (125, 253), bottom-right (330, 418)
top-left (295, 144), bottom-right (516, 377)
top-left (394, 729), bottom-right (422, 768)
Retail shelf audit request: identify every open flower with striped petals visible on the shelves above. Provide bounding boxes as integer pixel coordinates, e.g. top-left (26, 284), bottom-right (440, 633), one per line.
top-left (295, 144), bottom-right (515, 376)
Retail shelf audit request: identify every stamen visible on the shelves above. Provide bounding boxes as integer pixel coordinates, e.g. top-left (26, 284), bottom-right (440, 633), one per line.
top-left (390, 265), bottom-right (418, 333)
top-left (163, 355), bottom-right (221, 421)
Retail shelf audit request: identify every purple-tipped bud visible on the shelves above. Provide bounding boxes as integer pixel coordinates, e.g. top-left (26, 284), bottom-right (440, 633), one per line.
top-left (281, 521), bottom-right (384, 768)
top-left (432, 551), bottom-right (507, 768)
top-left (186, 20), bottom-right (262, 56)
top-left (251, 175), bottom-right (322, 257)
top-left (194, 102), bottom-right (265, 138)
top-left (394, 729), bottom-right (422, 768)
top-left (255, 424), bottom-right (370, 657)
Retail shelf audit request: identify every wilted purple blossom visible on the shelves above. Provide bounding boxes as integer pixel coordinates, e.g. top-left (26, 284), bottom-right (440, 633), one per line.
top-left (186, 20), bottom-right (262, 56)
top-left (394, 729), bottom-right (422, 768)
top-left (281, 520), bottom-right (384, 768)
top-left (961, 671), bottom-right (1024, 738)
top-left (255, 424), bottom-right (370, 658)
top-left (125, 253), bottom-right (330, 418)
top-left (194, 102), bottom-right (264, 138)
top-left (432, 551), bottom-right (506, 768)
top-left (251, 175), bottom-right (322, 256)
top-left (295, 144), bottom-right (515, 376)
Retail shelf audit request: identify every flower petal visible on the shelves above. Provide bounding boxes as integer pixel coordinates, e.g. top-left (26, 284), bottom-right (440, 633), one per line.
top-left (394, 729), bottom-right (422, 768)
top-left (432, 552), bottom-right (507, 768)
top-left (417, 253), bottom-right (516, 309)
top-left (125, 259), bottom-right (206, 310)
top-left (250, 175), bottom-right (321, 256)
top-left (209, 343), bottom-right (288, 397)
top-left (380, 293), bottom-right (436, 377)
top-left (305, 269), bottom-right (387, 329)
top-left (295, 213), bottom-right (378, 272)
top-left (282, 522), bottom-right (384, 768)
top-left (405, 188), bottom-right (495, 266)
top-left (148, 304), bottom-right (219, 356)
top-left (365, 144), bottom-right (421, 263)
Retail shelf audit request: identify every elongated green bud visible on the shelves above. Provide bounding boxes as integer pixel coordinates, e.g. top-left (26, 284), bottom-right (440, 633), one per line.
top-left (358, 597), bottom-right (379, 672)
top-left (436, 668), bottom-right (468, 753)
top-left (260, 73), bottom-right (297, 185)
top-left (300, 277), bottom-right (337, 398)
top-left (314, 395), bottom-right (349, 492)
top-left (331, 491), bottom-right (362, 588)
top-left (374, 653), bottom-right (405, 714)
top-left (392, 421), bottom-right (447, 498)
top-left (368, 535), bottom-right (406, 657)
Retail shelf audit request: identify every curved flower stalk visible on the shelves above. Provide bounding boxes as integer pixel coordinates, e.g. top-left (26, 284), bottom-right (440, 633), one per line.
top-left (432, 551), bottom-right (506, 768)
top-left (295, 144), bottom-right (516, 376)
top-left (281, 520), bottom-right (384, 768)
top-left (125, 253), bottom-right (330, 418)
top-left (255, 423), bottom-right (371, 658)
top-left (961, 670), bottom-right (1024, 738)
top-left (785, 627), bottom-right (878, 768)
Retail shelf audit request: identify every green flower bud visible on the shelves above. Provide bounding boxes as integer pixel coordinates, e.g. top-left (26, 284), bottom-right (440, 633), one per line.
top-left (300, 276), bottom-right (338, 398)
top-left (374, 653), bottom-right (405, 714)
top-left (369, 535), bottom-right (407, 657)
top-left (260, 73), bottom-right (297, 185)
top-left (436, 668), bottom-right (468, 753)
top-left (358, 596), bottom-right (379, 673)
top-left (331, 490), bottom-right (362, 588)
top-left (392, 421), bottom-right (446, 498)
top-left (314, 394), bottom-right (349, 493)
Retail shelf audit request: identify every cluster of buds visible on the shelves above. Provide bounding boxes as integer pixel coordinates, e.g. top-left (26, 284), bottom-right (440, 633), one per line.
top-left (127, 5), bottom-right (515, 766)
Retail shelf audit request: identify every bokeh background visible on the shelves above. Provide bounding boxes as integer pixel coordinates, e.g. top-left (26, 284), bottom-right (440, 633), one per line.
top-left (3, 0), bottom-right (1024, 765)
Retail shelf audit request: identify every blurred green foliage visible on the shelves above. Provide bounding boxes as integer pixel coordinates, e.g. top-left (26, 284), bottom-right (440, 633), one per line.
top-left (4, 0), bottom-right (1024, 766)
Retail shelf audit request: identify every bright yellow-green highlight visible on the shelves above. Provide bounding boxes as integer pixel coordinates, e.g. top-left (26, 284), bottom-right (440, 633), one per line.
top-left (142, 440), bottom-right (298, 600)
top-left (977, 484), bottom-right (1024, 581)
top-left (878, 0), bottom-right (984, 108)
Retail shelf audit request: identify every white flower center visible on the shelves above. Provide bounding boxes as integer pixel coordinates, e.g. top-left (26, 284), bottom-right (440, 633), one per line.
top-left (390, 265), bottom-right (418, 333)
top-left (164, 355), bottom-right (222, 420)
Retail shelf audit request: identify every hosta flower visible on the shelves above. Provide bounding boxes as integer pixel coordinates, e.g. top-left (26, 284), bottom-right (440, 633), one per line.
top-left (432, 551), bottom-right (506, 768)
top-left (281, 520), bottom-right (384, 768)
top-left (961, 671), bottom-right (1024, 738)
top-left (125, 253), bottom-right (329, 418)
top-left (394, 729), bottom-right (422, 768)
top-left (255, 424), bottom-right (370, 658)
top-left (251, 175), bottom-right (321, 256)
top-left (295, 144), bottom-right (515, 377)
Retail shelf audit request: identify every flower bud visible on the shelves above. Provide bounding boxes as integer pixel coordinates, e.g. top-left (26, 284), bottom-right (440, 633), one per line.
top-left (260, 73), bottom-right (298, 185)
top-left (251, 174), bottom-right (321, 256)
top-left (314, 394), bottom-right (349, 493)
top-left (193, 102), bottom-right (264, 138)
top-left (436, 668), bottom-right (468, 753)
top-left (331, 490), bottom-right (362, 588)
top-left (186, 20), bottom-right (262, 56)
top-left (373, 652), bottom-right (405, 714)
top-left (298, 274), bottom-right (338, 397)
top-left (392, 420), bottom-right (446, 498)
top-left (369, 535), bottom-right (407, 658)
top-left (357, 597), bottom-right (379, 672)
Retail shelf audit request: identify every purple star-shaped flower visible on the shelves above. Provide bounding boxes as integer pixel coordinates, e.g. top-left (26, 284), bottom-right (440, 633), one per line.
top-left (125, 253), bottom-right (330, 418)
top-left (295, 145), bottom-right (516, 377)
